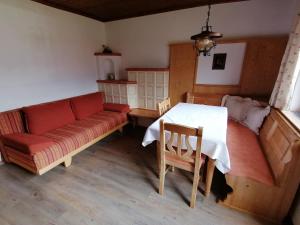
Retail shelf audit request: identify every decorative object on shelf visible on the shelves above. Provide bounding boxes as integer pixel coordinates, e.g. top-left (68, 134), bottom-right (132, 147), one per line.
top-left (102, 45), bottom-right (112, 54)
top-left (107, 73), bottom-right (115, 80)
top-left (191, 4), bottom-right (222, 56)
top-left (212, 53), bottom-right (227, 70)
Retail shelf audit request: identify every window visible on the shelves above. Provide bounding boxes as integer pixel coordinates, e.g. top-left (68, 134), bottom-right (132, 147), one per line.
top-left (282, 51), bottom-right (300, 130)
top-left (290, 72), bottom-right (300, 111)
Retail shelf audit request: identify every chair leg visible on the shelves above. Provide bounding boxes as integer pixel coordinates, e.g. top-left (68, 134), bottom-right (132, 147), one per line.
top-left (156, 141), bottom-right (161, 176)
top-left (190, 172), bottom-right (200, 208)
top-left (159, 163), bottom-right (166, 195)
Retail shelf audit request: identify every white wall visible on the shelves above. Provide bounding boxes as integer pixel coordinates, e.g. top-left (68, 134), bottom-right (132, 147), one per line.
top-left (106, 0), bottom-right (297, 69)
top-left (196, 43), bottom-right (246, 85)
top-left (0, 0), bottom-right (106, 111)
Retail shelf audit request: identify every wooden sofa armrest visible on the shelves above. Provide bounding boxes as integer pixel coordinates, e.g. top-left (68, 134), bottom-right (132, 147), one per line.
top-left (103, 103), bottom-right (130, 113)
top-left (259, 109), bottom-right (300, 186)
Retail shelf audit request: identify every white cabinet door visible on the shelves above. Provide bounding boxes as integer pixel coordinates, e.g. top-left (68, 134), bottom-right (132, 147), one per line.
top-left (127, 70), bottom-right (169, 110)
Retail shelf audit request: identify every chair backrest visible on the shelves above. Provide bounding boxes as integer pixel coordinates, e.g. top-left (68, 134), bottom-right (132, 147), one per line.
top-left (160, 120), bottom-right (203, 167)
top-left (158, 98), bottom-right (171, 116)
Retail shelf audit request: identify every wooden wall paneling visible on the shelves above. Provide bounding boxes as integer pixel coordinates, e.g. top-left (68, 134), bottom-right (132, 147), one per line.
top-left (193, 84), bottom-right (240, 95)
top-left (239, 36), bottom-right (288, 96)
top-left (169, 43), bottom-right (197, 105)
top-left (169, 36), bottom-right (288, 102)
top-left (32, 0), bottom-right (248, 22)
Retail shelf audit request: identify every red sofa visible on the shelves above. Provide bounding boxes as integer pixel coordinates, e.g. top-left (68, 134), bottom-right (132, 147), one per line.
top-left (0, 92), bottom-right (129, 175)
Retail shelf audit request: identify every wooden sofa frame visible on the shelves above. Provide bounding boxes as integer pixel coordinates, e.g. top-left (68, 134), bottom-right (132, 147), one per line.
top-left (186, 92), bottom-right (300, 223)
top-left (3, 122), bottom-right (127, 175)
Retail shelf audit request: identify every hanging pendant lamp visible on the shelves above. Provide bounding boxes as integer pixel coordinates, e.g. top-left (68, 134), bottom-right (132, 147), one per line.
top-left (191, 4), bottom-right (222, 56)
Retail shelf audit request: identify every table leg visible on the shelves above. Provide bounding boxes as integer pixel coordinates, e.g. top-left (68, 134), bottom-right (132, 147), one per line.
top-left (130, 116), bottom-right (137, 128)
top-left (205, 158), bottom-right (216, 197)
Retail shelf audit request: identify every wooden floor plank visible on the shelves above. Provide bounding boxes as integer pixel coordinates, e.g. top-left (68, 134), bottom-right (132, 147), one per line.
top-left (0, 128), bottom-right (273, 225)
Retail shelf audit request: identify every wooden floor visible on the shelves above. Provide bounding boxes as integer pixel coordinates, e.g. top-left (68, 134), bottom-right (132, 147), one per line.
top-left (0, 127), bottom-right (273, 225)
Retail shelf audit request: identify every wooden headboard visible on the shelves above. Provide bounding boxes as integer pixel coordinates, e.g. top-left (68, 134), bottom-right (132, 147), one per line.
top-left (186, 92), bottom-right (270, 106)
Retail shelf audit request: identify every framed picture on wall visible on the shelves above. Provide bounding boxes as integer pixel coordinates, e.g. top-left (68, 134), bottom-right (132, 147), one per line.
top-left (212, 53), bottom-right (227, 70)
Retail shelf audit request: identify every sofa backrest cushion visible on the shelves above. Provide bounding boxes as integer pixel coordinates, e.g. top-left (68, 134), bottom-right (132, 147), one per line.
top-left (0, 110), bottom-right (25, 135)
top-left (70, 92), bottom-right (104, 120)
top-left (23, 100), bottom-right (75, 135)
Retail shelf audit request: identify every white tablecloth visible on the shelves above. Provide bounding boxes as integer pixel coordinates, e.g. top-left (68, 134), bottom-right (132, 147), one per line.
top-left (142, 103), bottom-right (230, 173)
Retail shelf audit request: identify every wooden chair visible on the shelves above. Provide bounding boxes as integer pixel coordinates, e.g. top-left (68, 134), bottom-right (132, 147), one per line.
top-left (158, 119), bottom-right (204, 208)
top-left (157, 97), bottom-right (171, 116)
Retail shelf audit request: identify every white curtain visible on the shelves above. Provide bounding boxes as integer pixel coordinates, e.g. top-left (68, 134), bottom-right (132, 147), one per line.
top-left (270, 15), bottom-right (300, 110)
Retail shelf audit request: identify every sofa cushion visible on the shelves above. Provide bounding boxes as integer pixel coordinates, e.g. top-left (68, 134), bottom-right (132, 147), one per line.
top-left (23, 100), bottom-right (75, 135)
top-left (43, 111), bottom-right (127, 152)
top-left (227, 120), bottom-right (274, 186)
top-left (70, 92), bottom-right (104, 120)
top-left (103, 103), bottom-right (130, 113)
top-left (2, 133), bottom-right (55, 155)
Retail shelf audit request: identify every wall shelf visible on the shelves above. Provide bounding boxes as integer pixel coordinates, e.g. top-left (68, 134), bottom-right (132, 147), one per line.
top-left (96, 79), bottom-right (137, 84)
top-left (126, 68), bottom-right (169, 71)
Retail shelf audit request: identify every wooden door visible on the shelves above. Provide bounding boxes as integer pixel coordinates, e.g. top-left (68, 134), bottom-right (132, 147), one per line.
top-left (169, 43), bottom-right (196, 105)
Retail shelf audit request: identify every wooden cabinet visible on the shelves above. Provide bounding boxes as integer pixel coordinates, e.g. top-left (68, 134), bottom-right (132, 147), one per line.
top-left (127, 68), bottom-right (169, 110)
top-left (169, 43), bottom-right (197, 105)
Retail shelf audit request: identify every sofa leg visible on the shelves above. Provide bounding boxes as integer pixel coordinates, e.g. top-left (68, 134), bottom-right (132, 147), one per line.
top-left (64, 157), bottom-right (72, 167)
top-left (118, 127), bottom-right (123, 135)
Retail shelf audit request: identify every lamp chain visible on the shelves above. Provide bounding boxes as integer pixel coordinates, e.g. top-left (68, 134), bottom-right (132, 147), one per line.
top-left (206, 4), bottom-right (211, 28)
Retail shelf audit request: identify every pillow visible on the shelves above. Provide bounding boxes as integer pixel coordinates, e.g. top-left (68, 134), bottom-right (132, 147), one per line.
top-left (242, 106), bottom-right (271, 134)
top-left (70, 92), bottom-right (104, 120)
top-left (2, 133), bottom-right (55, 155)
top-left (221, 95), bottom-right (229, 107)
top-left (23, 100), bottom-right (75, 135)
top-left (225, 96), bottom-right (258, 122)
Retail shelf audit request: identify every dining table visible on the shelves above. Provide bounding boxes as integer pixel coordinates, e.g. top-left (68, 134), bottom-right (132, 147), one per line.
top-left (142, 102), bottom-right (230, 196)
